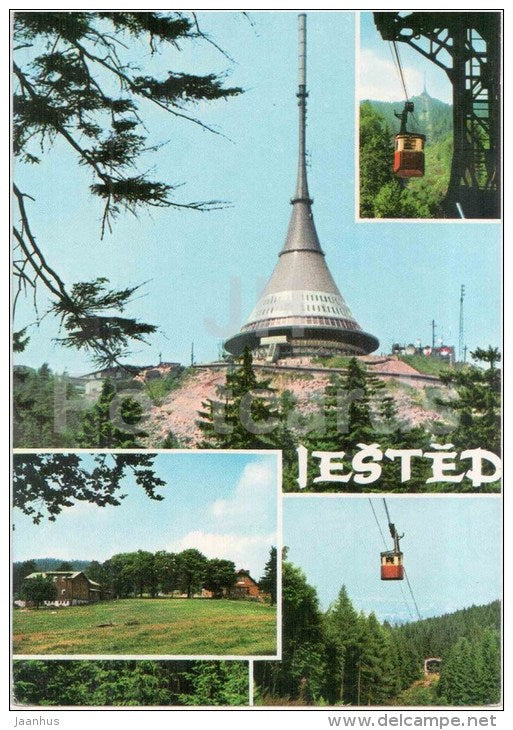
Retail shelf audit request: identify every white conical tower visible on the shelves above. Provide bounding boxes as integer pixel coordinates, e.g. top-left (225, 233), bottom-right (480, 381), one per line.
top-left (224, 14), bottom-right (378, 360)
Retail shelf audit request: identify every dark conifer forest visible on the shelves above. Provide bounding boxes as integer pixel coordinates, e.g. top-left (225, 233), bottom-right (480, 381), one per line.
top-left (254, 562), bottom-right (500, 706)
top-left (12, 660), bottom-right (249, 706)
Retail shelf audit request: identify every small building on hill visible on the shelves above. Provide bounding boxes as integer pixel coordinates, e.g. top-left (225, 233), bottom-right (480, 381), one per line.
top-left (76, 362), bottom-right (182, 398)
top-left (20, 571), bottom-right (110, 607)
top-left (228, 569), bottom-right (263, 600)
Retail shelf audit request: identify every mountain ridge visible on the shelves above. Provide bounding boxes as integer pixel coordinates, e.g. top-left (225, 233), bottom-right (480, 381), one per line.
top-left (360, 91), bottom-right (452, 145)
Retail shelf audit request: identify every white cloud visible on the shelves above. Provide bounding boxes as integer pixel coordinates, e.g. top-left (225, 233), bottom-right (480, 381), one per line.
top-left (209, 459), bottom-right (276, 531)
top-left (358, 48), bottom-right (423, 102)
top-left (170, 530), bottom-right (276, 578)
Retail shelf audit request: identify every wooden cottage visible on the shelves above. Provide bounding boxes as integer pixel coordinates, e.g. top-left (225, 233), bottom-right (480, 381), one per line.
top-left (228, 569), bottom-right (262, 600)
top-left (23, 571), bottom-right (110, 607)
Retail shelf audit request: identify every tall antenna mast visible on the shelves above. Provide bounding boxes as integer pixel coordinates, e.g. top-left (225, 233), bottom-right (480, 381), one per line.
top-left (294, 13), bottom-right (311, 204)
top-left (458, 284), bottom-right (465, 363)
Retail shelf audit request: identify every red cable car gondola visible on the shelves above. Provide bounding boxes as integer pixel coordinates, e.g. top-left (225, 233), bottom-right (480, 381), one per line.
top-left (380, 549), bottom-right (404, 581)
top-left (394, 101), bottom-right (425, 179)
top-left (380, 503), bottom-right (404, 581)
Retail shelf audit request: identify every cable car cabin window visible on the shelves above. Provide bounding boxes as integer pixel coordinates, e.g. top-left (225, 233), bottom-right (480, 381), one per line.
top-left (394, 134), bottom-right (426, 178)
top-left (395, 135), bottom-right (425, 153)
top-left (380, 550), bottom-right (404, 580)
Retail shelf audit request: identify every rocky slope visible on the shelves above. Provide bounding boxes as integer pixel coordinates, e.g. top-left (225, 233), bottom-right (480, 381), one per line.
top-left (142, 356), bottom-right (453, 448)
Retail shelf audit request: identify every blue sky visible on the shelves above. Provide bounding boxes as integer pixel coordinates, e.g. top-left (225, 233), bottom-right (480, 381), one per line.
top-left (359, 12), bottom-right (453, 103)
top-left (13, 451), bottom-right (278, 579)
top-left (283, 496), bottom-right (501, 623)
top-left (13, 11), bottom-right (501, 374)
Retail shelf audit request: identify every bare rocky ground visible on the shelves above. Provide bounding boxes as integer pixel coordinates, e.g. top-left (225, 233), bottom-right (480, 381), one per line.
top-left (142, 356), bottom-right (453, 448)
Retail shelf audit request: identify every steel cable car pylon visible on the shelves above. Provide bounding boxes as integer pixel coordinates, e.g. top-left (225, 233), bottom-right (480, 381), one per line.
top-left (374, 11), bottom-right (500, 218)
top-left (380, 500), bottom-right (404, 581)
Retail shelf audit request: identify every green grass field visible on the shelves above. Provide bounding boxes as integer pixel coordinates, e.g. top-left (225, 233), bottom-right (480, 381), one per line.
top-left (13, 598), bottom-right (277, 656)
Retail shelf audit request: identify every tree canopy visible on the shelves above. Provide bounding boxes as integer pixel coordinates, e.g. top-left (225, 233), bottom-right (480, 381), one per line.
top-left (13, 452), bottom-right (166, 524)
top-left (12, 660), bottom-right (249, 706)
top-left (21, 574), bottom-right (57, 608)
top-left (13, 12), bottom-right (242, 367)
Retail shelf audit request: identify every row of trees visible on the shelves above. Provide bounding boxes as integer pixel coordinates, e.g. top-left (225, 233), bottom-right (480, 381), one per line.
top-left (12, 660), bottom-right (248, 706)
top-left (16, 547), bottom-right (277, 604)
top-left (89, 548), bottom-right (239, 599)
top-left (254, 560), bottom-right (501, 706)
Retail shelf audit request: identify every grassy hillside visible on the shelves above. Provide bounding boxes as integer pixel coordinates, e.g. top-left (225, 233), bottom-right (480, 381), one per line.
top-left (13, 598), bottom-right (277, 656)
top-left (398, 355), bottom-right (455, 377)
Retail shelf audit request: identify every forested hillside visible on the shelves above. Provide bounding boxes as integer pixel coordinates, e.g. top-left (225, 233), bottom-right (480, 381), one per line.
top-left (254, 562), bottom-right (500, 706)
top-left (365, 92), bottom-right (452, 146)
top-left (359, 93), bottom-right (453, 219)
top-left (13, 349), bottom-right (501, 494)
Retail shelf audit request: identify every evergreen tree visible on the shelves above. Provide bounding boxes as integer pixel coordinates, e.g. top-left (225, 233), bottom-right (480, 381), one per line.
top-left (179, 662), bottom-right (248, 706)
top-left (438, 346), bottom-right (501, 456)
top-left (13, 364), bottom-right (83, 447)
top-left (259, 547), bottom-right (278, 606)
top-left (13, 560), bottom-right (37, 597)
top-left (254, 560), bottom-right (326, 703)
top-left (392, 628), bottom-right (422, 691)
top-left (356, 612), bottom-right (401, 705)
top-left (475, 629), bottom-right (501, 705)
top-left (78, 379), bottom-right (147, 447)
top-left (160, 430), bottom-right (181, 448)
top-left (57, 561), bottom-right (74, 572)
top-left (197, 347), bottom-right (294, 450)
top-left (323, 585), bottom-right (362, 704)
top-left (14, 12), bottom-right (242, 365)
top-left (305, 359), bottom-right (376, 455)
top-left (437, 637), bottom-right (479, 705)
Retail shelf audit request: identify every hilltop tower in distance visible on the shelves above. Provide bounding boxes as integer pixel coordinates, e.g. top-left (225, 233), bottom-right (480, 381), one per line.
top-left (224, 14), bottom-right (378, 362)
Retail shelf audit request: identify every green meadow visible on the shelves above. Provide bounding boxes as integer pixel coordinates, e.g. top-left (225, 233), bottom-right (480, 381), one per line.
top-left (13, 599), bottom-right (277, 656)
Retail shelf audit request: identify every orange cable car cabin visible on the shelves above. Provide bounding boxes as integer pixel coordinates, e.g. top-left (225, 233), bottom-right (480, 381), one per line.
top-left (380, 501), bottom-right (404, 581)
top-left (394, 133), bottom-right (426, 178)
top-left (393, 100), bottom-right (425, 179)
top-left (380, 549), bottom-right (404, 581)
